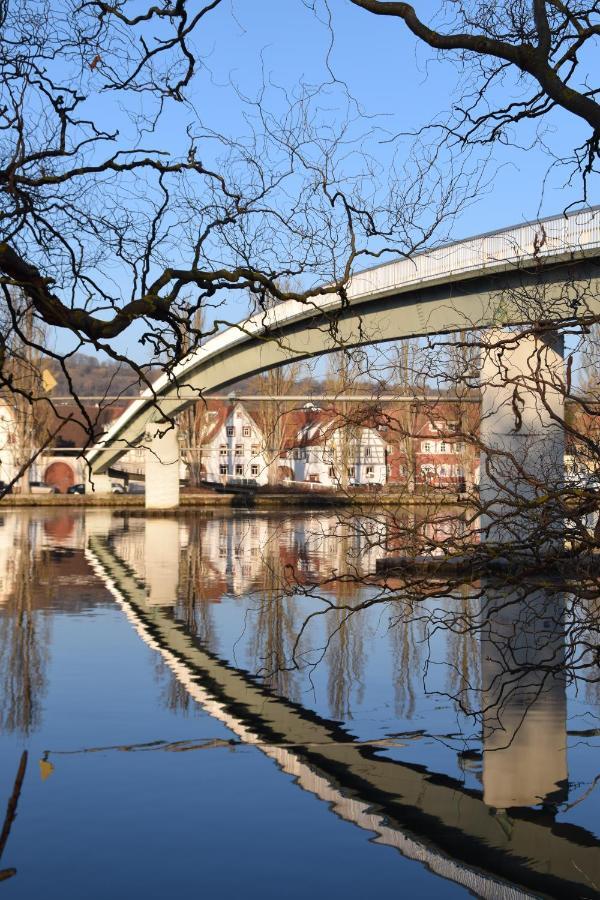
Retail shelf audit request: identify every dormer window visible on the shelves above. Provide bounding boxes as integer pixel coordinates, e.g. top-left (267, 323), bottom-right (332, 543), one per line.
top-left (430, 420), bottom-right (445, 434)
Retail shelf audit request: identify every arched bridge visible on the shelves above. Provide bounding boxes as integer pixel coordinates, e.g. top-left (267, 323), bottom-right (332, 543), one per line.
top-left (88, 208), bottom-right (600, 478)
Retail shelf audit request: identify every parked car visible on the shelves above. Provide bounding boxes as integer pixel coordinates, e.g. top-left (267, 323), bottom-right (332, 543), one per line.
top-left (0, 480), bottom-right (13, 494)
top-left (67, 483), bottom-right (85, 495)
top-left (111, 482), bottom-right (126, 494)
top-left (29, 481), bottom-right (59, 494)
top-left (127, 482), bottom-right (145, 494)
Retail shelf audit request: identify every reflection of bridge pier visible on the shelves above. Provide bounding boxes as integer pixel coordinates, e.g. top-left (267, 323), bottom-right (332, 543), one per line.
top-left (144, 518), bottom-right (181, 605)
top-left (481, 580), bottom-right (567, 809)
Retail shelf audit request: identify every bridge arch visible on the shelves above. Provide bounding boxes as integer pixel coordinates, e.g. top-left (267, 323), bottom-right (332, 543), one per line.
top-left (88, 209), bottom-right (600, 475)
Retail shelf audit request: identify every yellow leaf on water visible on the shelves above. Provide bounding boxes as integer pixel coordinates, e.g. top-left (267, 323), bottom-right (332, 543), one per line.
top-left (39, 759), bottom-right (54, 781)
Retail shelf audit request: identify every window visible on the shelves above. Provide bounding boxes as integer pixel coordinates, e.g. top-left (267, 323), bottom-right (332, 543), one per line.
top-left (251, 465), bottom-right (259, 476)
top-left (219, 547), bottom-right (227, 557)
top-left (328, 466), bottom-right (335, 477)
top-left (422, 441), bottom-right (432, 453)
top-left (219, 465), bottom-right (228, 475)
top-left (251, 444), bottom-right (259, 455)
top-left (226, 426), bottom-right (234, 437)
top-left (293, 448), bottom-right (306, 460)
top-left (242, 426), bottom-right (251, 437)
top-left (455, 442), bottom-right (464, 453)
top-left (364, 446), bottom-right (371, 457)
top-left (219, 445), bottom-right (227, 457)
top-left (235, 464), bottom-right (243, 476)
top-left (366, 466), bottom-right (374, 477)
top-left (235, 444), bottom-right (243, 456)
top-left (309, 474), bottom-right (319, 483)
top-left (347, 466), bottom-right (355, 479)
top-left (440, 441), bottom-right (447, 453)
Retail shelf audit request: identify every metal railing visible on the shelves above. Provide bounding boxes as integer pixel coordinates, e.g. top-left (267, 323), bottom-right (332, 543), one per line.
top-left (348, 207), bottom-right (600, 301)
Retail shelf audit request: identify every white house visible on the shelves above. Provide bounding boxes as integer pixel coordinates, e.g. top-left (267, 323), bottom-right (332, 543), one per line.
top-left (281, 405), bottom-right (388, 487)
top-left (0, 402), bottom-right (20, 486)
top-left (201, 401), bottom-right (271, 486)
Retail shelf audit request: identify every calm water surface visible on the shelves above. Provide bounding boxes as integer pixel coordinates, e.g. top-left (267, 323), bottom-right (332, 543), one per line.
top-left (0, 508), bottom-right (598, 898)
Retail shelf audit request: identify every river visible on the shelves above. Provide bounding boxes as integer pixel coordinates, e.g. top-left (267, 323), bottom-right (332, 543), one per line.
top-left (0, 508), bottom-right (598, 898)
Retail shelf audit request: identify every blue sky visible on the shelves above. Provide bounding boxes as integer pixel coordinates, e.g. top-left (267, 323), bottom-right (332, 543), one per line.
top-left (47, 0), bottom-right (598, 363)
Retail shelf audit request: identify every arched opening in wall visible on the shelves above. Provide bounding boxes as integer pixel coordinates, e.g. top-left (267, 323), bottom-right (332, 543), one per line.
top-left (44, 461), bottom-right (76, 494)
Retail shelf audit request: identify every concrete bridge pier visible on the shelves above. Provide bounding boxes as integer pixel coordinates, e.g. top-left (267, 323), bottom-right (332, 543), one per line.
top-left (479, 328), bottom-right (565, 550)
top-left (144, 422), bottom-right (180, 510)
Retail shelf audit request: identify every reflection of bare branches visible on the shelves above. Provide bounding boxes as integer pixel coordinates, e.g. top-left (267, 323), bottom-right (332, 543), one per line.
top-left (327, 604), bottom-right (365, 721)
top-left (445, 586), bottom-right (481, 716)
top-left (389, 600), bottom-right (423, 720)
top-left (0, 525), bottom-right (50, 735)
top-left (176, 518), bottom-right (216, 646)
top-left (0, 750), bottom-right (27, 883)
top-left (250, 542), bottom-right (299, 700)
top-left (162, 518), bottom-right (217, 715)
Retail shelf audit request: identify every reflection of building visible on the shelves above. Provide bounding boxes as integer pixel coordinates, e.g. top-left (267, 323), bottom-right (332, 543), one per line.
top-left (0, 515), bottom-right (24, 603)
top-left (108, 511), bottom-right (388, 604)
top-left (481, 581), bottom-right (567, 809)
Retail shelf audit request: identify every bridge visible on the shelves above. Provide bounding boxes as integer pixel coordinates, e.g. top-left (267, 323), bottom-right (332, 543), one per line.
top-left (86, 524), bottom-right (600, 899)
top-left (86, 208), bottom-right (600, 530)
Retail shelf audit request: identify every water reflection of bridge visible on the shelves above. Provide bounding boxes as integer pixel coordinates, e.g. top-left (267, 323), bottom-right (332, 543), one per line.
top-left (87, 521), bottom-right (600, 900)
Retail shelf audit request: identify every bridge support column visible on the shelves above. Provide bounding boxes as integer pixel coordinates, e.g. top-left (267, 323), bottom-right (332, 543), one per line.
top-left (480, 328), bottom-right (564, 550)
top-left (144, 422), bottom-right (180, 510)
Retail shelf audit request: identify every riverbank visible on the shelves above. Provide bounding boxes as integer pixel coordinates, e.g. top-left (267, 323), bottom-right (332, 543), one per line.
top-left (0, 488), bottom-right (470, 509)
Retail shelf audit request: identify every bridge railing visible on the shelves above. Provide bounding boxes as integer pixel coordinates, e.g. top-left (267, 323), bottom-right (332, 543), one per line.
top-left (348, 207), bottom-right (600, 301)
